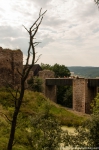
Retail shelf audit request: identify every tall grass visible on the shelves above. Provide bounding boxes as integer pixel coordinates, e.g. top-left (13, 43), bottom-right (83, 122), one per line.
top-left (0, 89), bottom-right (87, 149)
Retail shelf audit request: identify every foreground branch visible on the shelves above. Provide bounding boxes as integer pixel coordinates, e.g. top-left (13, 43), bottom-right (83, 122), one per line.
top-left (7, 9), bottom-right (46, 150)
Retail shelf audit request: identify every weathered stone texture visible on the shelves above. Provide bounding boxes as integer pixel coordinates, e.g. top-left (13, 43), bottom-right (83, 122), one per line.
top-left (39, 70), bottom-right (57, 102)
top-left (85, 79), bottom-right (97, 113)
top-left (0, 47), bottom-right (23, 87)
top-left (0, 46), bottom-right (98, 114)
top-left (73, 78), bottom-right (85, 113)
top-left (73, 78), bottom-right (97, 113)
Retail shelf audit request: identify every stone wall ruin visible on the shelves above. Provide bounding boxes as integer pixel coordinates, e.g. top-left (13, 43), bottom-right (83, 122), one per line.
top-left (0, 47), bottom-right (98, 114)
top-left (0, 47), bottom-right (23, 88)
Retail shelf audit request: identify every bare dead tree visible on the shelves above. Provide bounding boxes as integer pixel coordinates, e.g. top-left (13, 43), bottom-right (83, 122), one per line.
top-left (7, 8), bottom-right (47, 150)
top-left (94, 0), bottom-right (99, 5)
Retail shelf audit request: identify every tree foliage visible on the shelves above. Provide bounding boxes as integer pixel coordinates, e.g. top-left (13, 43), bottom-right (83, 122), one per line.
top-left (28, 104), bottom-right (62, 150)
top-left (51, 63), bottom-right (70, 78)
top-left (41, 63), bottom-right (70, 78)
top-left (63, 93), bottom-right (99, 149)
top-left (27, 77), bottom-right (43, 92)
top-left (63, 86), bottom-right (72, 108)
top-left (56, 86), bottom-right (72, 108)
top-left (41, 63), bottom-right (52, 70)
top-left (41, 63), bottom-right (72, 108)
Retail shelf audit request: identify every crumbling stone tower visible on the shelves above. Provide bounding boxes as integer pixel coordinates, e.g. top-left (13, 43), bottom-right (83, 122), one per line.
top-left (0, 47), bottom-right (23, 88)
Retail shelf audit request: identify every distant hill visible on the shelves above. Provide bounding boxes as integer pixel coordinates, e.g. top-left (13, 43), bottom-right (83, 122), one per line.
top-left (68, 66), bottom-right (99, 78)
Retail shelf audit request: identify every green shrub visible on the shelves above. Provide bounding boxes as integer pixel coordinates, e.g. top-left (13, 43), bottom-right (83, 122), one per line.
top-left (0, 89), bottom-right (87, 149)
top-left (28, 104), bottom-right (62, 150)
top-left (27, 77), bottom-right (43, 92)
top-left (63, 93), bottom-right (99, 148)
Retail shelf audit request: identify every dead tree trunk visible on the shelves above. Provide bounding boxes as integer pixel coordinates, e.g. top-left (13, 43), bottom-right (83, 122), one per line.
top-left (7, 9), bottom-right (47, 150)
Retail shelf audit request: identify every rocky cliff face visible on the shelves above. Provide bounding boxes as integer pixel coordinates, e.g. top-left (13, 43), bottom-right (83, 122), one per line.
top-left (0, 47), bottom-right (23, 88)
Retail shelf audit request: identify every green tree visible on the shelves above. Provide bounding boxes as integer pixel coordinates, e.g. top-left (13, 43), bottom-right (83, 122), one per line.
top-left (91, 93), bottom-right (99, 114)
top-left (28, 104), bottom-right (62, 150)
top-left (52, 63), bottom-right (70, 78)
top-left (57, 86), bottom-right (72, 108)
top-left (41, 63), bottom-right (52, 70)
top-left (27, 77), bottom-right (43, 92)
top-left (63, 93), bottom-right (99, 148)
top-left (41, 63), bottom-right (72, 108)
top-left (41, 63), bottom-right (70, 78)
top-left (63, 86), bottom-right (72, 108)
top-left (52, 64), bottom-right (71, 108)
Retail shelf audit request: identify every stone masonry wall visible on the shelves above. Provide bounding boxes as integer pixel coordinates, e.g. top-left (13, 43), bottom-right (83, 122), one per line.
top-left (73, 78), bottom-right (97, 114)
top-left (85, 79), bottom-right (97, 113)
top-left (73, 78), bottom-right (85, 113)
top-left (0, 46), bottom-right (97, 113)
top-left (0, 47), bottom-right (23, 88)
top-left (39, 70), bottom-right (57, 102)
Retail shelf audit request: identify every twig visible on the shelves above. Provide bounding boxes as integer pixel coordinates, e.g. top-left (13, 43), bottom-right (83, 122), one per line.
top-left (35, 54), bottom-right (42, 63)
top-left (0, 112), bottom-right (12, 122)
top-left (22, 25), bottom-right (29, 33)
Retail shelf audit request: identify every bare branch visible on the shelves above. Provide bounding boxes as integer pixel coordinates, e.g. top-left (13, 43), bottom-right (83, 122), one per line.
top-left (7, 9), bottom-right (47, 149)
top-left (0, 112), bottom-right (12, 122)
top-left (31, 26), bottom-right (38, 32)
top-left (32, 16), bottom-right (43, 38)
top-left (22, 25), bottom-right (29, 33)
top-left (23, 44), bottom-right (31, 73)
top-left (30, 9), bottom-right (47, 30)
top-left (12, 140), bottom-right (16, 146)
top-left (17, 68), bottom-right (23, 77)
top-left (15, 87), bottom-right (20, 98)
top-left (35, 54), bottom-right (42, 63)
top-left (39, 8), bottom-right (42, 16)
top-left (6, 88), bottom-right (18, 101)
top-left (34, 42), bottom-right (41, 47)
top-left (41, 9), bottom-right (47, 16)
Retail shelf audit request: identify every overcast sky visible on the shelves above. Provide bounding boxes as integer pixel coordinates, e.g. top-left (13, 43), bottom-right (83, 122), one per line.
top-left (0, 0), bottom-right (99, 66)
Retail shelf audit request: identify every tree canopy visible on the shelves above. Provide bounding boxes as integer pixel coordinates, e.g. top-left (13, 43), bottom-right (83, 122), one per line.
top-left (41, 63), bottom-right (72, 108)
top-left (64, 93), bottom-right (99, 148)
top-left (41, 63), bottom-right (70, 78)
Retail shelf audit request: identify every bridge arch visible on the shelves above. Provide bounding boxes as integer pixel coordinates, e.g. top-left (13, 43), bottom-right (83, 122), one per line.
top-left (39, 70), bottom-right (99, 114)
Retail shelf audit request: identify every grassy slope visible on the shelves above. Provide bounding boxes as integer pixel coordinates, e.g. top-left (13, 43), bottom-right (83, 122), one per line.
top-left (0, 90), bottom-right (87, 150)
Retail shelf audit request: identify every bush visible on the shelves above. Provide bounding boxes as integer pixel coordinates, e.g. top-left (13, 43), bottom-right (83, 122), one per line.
top-left (63, 93), bottom-right (99, 148)
top-left (27, 104), bottom-right (62, 150)
top-left (27, 77), bottom-right (43, 92)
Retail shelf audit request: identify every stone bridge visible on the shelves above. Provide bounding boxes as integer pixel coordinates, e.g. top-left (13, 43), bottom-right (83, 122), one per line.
top-left (39, 70), bottom-right (99, 114)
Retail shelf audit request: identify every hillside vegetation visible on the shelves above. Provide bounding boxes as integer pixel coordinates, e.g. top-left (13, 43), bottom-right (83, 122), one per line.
top-left (0, 89), bottom-right (86, 149)
top-left (68, 66), bottom-right (99, 78)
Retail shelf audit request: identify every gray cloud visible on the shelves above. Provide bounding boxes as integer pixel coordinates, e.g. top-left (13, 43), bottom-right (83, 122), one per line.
top-left (0, 0), bottom-right (99, 66)
top-left (32, 0), bottom-right (51, 7)
top-left (0, 26), bottom-right (28, 38)
top-left (42, 15), bottom-right (66, 28)
top-left (38, 37), bottom-right (54, 48)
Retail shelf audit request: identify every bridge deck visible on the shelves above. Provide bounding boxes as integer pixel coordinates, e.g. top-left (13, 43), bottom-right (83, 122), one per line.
top-left (88, 79), bottom-right (99, 87)
top-left (46, 78), bottom-right (99, 87)
top-left (46, 78), bottom-right (73, 86)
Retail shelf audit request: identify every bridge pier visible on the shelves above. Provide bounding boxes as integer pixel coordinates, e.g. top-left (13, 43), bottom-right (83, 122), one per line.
top-left (73, 79), bottom-right (85, 113)
top-left (39, 70), bottom-right (57, 102)
top-left (73, 78), bottom-right (97, 113)
top-left (39, 71), bottom-right (98, 114)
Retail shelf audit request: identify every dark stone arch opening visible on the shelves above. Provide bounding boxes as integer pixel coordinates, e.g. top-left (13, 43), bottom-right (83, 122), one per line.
top-left (57, 85), bottom-right (73, 108)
